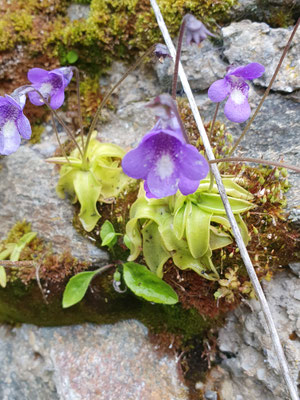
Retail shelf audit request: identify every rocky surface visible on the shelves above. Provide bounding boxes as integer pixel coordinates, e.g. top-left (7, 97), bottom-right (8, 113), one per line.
top-left (67, 4), bottom-right (90, 21)
top-left (222, 21), bottom-right (300, 92)
top-left (202, 270), bottom-right (300, 400)
top-left (0, 129), bottom-right (108, 263)
top-left (228, 0), bottom-right (300, 26)
top-left (0, 320), bottom-right (188, 400)
top-left (155, 39), bottom-right (228, 93)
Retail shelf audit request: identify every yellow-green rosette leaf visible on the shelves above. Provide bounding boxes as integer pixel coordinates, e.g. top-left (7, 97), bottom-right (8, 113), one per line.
top-left (186, 204), bottom-right (212, 259)
top-left (126, 218), bottom-right (142, 261)
top-left (235, 214), bottom-right (250, 246)
top-left (210, 226), bottom-right (233, 250)
top-left (142, 221), bottom-right (170, 278)
top-left (197, 193), bottom-right (253, 214)
top-left (198, 178), bottom-right (253, 200)
top-left (0, 266), bottom-right (7, 288)
top-left (73, 170), bottom-right (102, 232)
top-left (10, 232), bottom-right (37, 261)
top-left (56, 167), bottom-right (78, 202)
top-left (173, 204), bottom-right (189, 240)
top-left (123, 262), bottom-right (178, 305)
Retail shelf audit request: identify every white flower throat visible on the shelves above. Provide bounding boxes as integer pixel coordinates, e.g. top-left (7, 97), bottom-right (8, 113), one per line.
top-left (156, 153), bottom-right (174, 179)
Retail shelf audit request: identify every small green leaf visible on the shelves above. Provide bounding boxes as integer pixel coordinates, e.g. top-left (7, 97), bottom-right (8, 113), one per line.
top-left (0, 246), bottom-right (14, 260)
top-left (101, 232), bottom-right (117, 247)
top-left (123, 262), bottom-right (178, 304)
top-left (10, 232), bottom-right (37, 261)
top-left (62, 269), bottom-right (100, 308)
top-left (0, 266), bottom-right (7, 288)
top-left (66, 50), bottom-right (78, 64)
top-left (100, 220), bottom-right (115, 238)
top-left (113, 270), bottom-right (121, 282)
top-left (100, 221), bottom-right (118, 247)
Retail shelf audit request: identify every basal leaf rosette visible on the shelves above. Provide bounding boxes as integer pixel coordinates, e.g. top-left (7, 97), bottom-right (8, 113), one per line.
top-left (51, 132), bottom-right (133, 232)
top-left (126, 178), bottom-right (254, 280)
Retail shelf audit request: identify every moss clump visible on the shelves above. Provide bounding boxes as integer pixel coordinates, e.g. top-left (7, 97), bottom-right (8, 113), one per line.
top-left (29, 124), bottom-right (45, 144)
top-left (0, 0), bottom-right (236, 110)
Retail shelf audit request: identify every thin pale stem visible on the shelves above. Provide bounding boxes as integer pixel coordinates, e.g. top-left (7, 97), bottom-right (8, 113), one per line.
top-left (172, 18), bottom-right (186, 99)
top-left (208, 102), bottom-right (219, 143)
top-left (207, 103), bottom-right (220, 191)
top-left (27, 87), bottom-right (83, 158)
top-left (83, 44), bottom-right (156, 160)
top-left (50, 113), bottom-right (71, 165)
top-left (209, 157), bottom-right (300, 173)
top-left (72, 66), bottom-right (85, 150)
top-left (229, 18), bottom-right (300, 156)
top-left (150, 2), bottom-right (299, 399)
top-left (0, 260), bottom-right (35, 267)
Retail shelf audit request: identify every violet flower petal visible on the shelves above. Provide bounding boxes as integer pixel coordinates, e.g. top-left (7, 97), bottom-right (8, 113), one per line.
top-left (17, 114), bottom-right (32, 139)
top-left (0, 120), bottom-right (21, 155)
top-left (28, 68), bottom-right (50, 83)
top-left (144, 181), bottom-right (157, 198)
top-left (53, 67), bottom-right (73, 87)
top-left (224, 85), bottom-right (250, 123)
top-left (147, 161), bottom-right (179, 198)
top-left (178, 144), bottom-right (209, 181)
top-left (28, 90), bottom-right (44, 106)
top-left (122, 141), bottom-right (156, 180)
top-left (230, 63), bottom-right (265, 80)
top-left (208, 78), bottom-right (231, 103)
top-left (50, 89), bottom-right (65, 110)
top-left (178, 175), bottom-right (200, 196)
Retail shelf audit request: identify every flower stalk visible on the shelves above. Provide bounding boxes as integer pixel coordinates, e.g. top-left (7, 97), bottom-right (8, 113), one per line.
top-left (149, 1), bottom-right (298, 398)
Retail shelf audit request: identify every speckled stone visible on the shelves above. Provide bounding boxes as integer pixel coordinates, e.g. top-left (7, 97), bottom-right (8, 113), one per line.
top-left (0, 132), bottom-right (108, 263)
top-left (0, 321), bottom-right (188, 400)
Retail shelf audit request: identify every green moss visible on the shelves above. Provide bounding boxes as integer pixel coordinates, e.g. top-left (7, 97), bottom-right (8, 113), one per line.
top-left (29, 124), bottom-right (45, 144)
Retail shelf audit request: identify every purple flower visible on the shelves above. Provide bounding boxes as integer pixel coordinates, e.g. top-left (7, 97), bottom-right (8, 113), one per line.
top-left (208, 63), bottom-right (265, 123)
top-left (122, 125), bottom-right (209, 199)
top-left (154, 44), bottom-right (171, 63)
top-left (0, 93), bottom-right (31, 155)
top-left (27, 67), bottom-right (73, 109)
top-left (185, 14), bottom-right (216, 46)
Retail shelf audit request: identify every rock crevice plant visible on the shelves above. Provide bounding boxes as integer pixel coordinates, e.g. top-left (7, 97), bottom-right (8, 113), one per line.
top-left (0, 3), bottom-right (299, 398)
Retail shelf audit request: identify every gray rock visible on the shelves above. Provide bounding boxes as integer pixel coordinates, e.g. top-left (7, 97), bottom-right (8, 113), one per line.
top-left (228, 0), bottom-right (300, 26)
top-left (289, 262), bottom-right (300, 277)
top-left (0, 321), bottom-right (188, 400)
top-left (67, 4), bottom-right (90, 21)
top-left (155, 39), bottom-right (228, 93)
top-left (97, 62), bottom-right (161, 148)
top-left (213, 271), bottom-right (300, 400)
top-left (222, 21), bottom-right (300, 93)
top-left (0, 132), bottom-right (108, 263)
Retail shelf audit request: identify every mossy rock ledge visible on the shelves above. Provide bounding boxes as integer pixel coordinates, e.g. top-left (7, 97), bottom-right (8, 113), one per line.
top-left (0, 267), bottom-right (216, 337)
